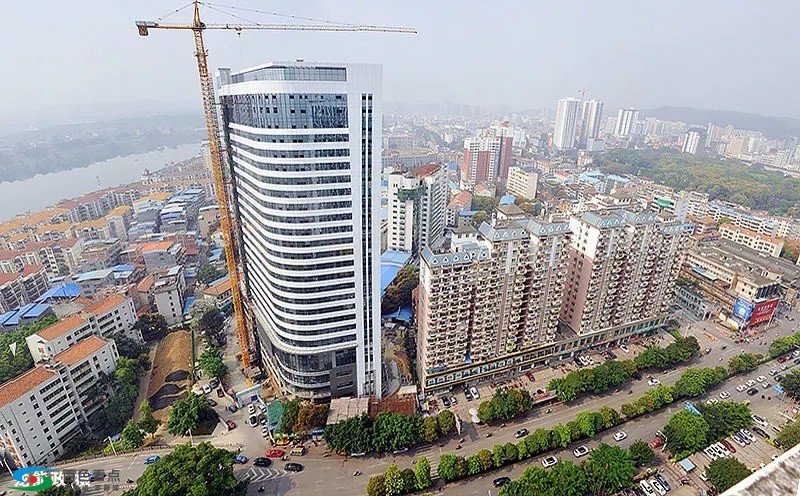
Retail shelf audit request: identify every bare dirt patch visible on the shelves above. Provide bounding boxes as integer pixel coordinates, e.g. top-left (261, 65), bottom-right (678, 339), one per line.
top-left (147, 330), bottom-right (192, 420)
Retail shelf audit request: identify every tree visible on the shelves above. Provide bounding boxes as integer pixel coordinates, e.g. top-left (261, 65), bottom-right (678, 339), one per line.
top-left (696, 401), bottom-right (751, 441)
top-left (576, 411), bottom-right (602, 438)
top-left (383, 464), bottom-right (404, 496)
top-left (421, 416), bottom-right (439, 443)
top-left (780, 370), bottom-right (800, 397)
top-left (437, 454), bottom-right (463, 482)
top-left (400, 469), bottom-right (416, 494)
top-left (197, 262), bottom-right (223, 285)
top-left (664, 410), bottom-right (709, 458)
top-left (134, 313), bottom-right (169, 341)
top-left (728, 353), bottom-right (762, 375)
top-left (598, 406), bottom-right (621, 429)
top-left (437, 409), bottom-right (456, 435)
top-left (706, 457), bottom-right (752, 492)
top-left (467, 454), bottom-right (482, 476)
top-left (549, 461), bottom-right (588, 496)
top-left (552, 424), bottom-right (572, 448)
top-left (524, 428), bottom-right (551, 454)
top-left (198, 308), bottom-right (225, 341)
top-left (324, 413), bottom-right (373, 454)
top-left (582, 444), bottom-right (636, 496)
top-left (280, 397), bottom-right (303, 434)
top-left (673, 367), bottom-right (727, 398)
top-left (373, 413), bottom-right (421, 453)
top-left (770, 335), bottom-right (798, 358)
top-left (139, 400), bottom-right (160, 439)
top-left (124, 442), bottom-right (244, 496)
top-left (628, 440), bottom-right (655, 467)
top-left (294, 402), bottom-right (329, 433)
top-left (381, 265), bottom-right (419, 313)
top-left (366, 475), bottom-right (387, 496)
top-left (0, 316), bottom-right (58, 384)
top-left (476, 448), bottom-right (494, 472)
top-left (620, 402), bottom-right (638, 419)
top-left (415, 457), bottom-right (432, 490)
top-left (111, 333), bottom-right (148, 359)
top-left (777, 420), bottom-right (800, 449)
top-left (121, 419), bottom-right (144, 450)
top-left (167, 393), bottom-right (218, 436)
top-left (198, 348), bottom-right (227, 379)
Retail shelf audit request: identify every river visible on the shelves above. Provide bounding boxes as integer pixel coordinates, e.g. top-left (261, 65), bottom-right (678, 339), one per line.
top-left (0, 143), bottom-right (201, 221)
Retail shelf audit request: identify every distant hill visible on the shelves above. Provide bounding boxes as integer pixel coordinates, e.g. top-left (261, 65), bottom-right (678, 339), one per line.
top-left (640, 106), bottom-right (800, 139)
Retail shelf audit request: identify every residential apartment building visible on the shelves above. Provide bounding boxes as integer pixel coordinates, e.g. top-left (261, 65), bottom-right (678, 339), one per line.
top-left (553, 98), bottom-right (581, 150)
top-left (579, 99), bottom-right (604, 146)
top-left (0, 266), bottom-right (50, 313)
top-left (217, 62), bottom-right (383, 399)
top-left (0, 336), bottom-right (118, 468)
top-left (387, 164), bottom-right (448, 254)
top-left (682, 127), bottom-right (705, 155)
top-left (417, 219), bottom-right (571, 393)
top-left (25, 294), bottom-right (140, 362)
top-left (719, 224), bottom-right (784, 257)
top-left (560, 210), bottom-right (689, 337)
top-left (614, 108), bottom-right (639, 138)
top-left (152, 266), bottom-right (186, 326)
top-left (461, 130), bottom-right (514, 186)
top-left (142, 241), bottom-right (186, 273)
top-left (446, 191), bottom-right (473, 228)
top-left (506, 166), bottom-right (538, 201)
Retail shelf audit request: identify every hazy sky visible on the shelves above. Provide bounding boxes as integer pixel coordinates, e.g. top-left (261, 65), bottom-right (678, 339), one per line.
top-left (2, 0), bottom-right (799, 122)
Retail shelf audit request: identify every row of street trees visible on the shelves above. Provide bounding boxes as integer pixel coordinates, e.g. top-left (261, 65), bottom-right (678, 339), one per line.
top-left (548, 337), bottom-right (701, 403)
top-left (477, 388), bottom-right (533, 423)
top-left (324, 410), bottom-right (456, 455)
top-left (619, 367), bottom-right (727, 420)
top-left (663, 401), bottom-right (752, 459)
top-left (278, 397), bottom-right (329, 435)
top-left (367, 458), bottom-right (432, 496)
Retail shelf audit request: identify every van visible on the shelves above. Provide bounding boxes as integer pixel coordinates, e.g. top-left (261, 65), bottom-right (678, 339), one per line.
top-left (290, 446), bottom-right (306, 456)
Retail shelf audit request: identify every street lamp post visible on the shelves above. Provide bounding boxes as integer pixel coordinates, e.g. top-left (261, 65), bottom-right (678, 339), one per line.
top-left (105, 436), bottom-right (118, 456)
top-left (187, 429), bottom-right (194, 447)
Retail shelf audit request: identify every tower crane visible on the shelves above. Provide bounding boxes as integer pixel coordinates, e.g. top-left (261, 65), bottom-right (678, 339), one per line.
top-left (135, 1), bottom-right (415, 369)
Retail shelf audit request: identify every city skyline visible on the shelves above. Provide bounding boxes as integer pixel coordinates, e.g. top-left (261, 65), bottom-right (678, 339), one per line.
top-left (2, 0), bottom-right (800, 126)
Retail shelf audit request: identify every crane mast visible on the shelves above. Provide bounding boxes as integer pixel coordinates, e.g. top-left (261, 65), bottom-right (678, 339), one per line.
top-left (136, 1), bottom-right (415, 373)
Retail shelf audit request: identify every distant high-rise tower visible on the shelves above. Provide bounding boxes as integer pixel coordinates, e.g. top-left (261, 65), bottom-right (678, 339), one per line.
top-left (387, 164), bottom-right (448, 254)
top-left (614, 108), bottom-right (639, 137)
top-left (552, 98), bottom-right (581, 150)
top-left (682, 127), bottom-right (706, 155)
top-left (579, 100), bottom-right (604, 146)
top-left (460, 127), bottom-right (513, 186)
top-left (217, 62), bottom-right (383, 400)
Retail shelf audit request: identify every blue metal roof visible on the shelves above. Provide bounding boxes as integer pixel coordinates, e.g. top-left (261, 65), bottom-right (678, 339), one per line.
top-left (113, 264), bottom-right (135, 272)
top-left (382, 305), bottom-right (413, 323)
top-left (20, 303), bottom-right (50, 318)
top-left (0, 311), bottom-right (17, 326)
top-left (183, 296), bottom-right (196, 317)
top-left (36, 283), bottom-right (80, 302)
top-left (499, 194), bottom-right (516, 205)
top-left (380, 250), bottom-right (412, 296)
top-left (209, 275), bottom-right (230, 287)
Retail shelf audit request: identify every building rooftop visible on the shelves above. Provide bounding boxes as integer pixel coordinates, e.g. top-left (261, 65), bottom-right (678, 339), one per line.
top-left (75, 269), bottom-right (114, 282)
top-left (52, 336), bottom-right (109, 365)
top-left (204, 276), bottom-right (231, 297)
top-left (83, 294), bottom-right (128, 316)
top-left (496, 204), bottom-right (525, 216)
top-left (327, 397), bottom-right (370, 425)
top-left (0, 366), bottom-right (55, 408)
top-left (37, 314), bottom-right (88, 341)
top-left (447, 191), bottom-right (472, 209)
top-left (36, 283), bottom-right (81, 302)
top-left (141, 241), bottom-right (175, 253)
top-left (408, 163), bottom-right (440, 179)
top-left (693, 238), bottom-right (800, 287)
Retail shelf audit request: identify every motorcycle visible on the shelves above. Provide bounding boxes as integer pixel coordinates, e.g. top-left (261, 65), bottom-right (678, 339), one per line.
top-left (545, 408), bottom-right (552, 414)
top-left (126, 479), bottom-right (134, 484)
top-left (257, 487), bottom-right (265, 493)
top-left (353, 471), bottom-right (361, 477)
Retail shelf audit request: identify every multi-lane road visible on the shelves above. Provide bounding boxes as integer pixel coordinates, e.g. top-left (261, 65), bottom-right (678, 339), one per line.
top-left (10, 311), bottom-right (798, 496)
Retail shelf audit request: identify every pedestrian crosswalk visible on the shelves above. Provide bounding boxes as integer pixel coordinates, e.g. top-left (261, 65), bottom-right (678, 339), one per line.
top-left (239, 467), bottom-right (286, 483)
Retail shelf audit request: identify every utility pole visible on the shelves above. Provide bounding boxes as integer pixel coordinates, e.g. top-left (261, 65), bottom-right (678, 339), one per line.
top-left (106, 436), bottom-right (118, 456)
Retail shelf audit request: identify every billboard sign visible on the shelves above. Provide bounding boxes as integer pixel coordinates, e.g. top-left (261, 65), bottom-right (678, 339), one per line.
top-left (750, 298), bottom-right (779, 326)
top-left (733, 297), bottom-right (755, 322)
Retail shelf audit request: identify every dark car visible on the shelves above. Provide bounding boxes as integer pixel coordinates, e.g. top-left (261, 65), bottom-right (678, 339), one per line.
top-left (655, 473), bottom-right (671, 491)
top-left (284, 462), bottom-right (303, 472)
top-left (225, 419), bottom-right (236, 430)
top-left (227, 404), bottom-right (238, 413)
top-left (775, 374), bottom-right (784, 382)
top-left (206, 398), bottom-right (217, 407)
top-left (747, 387), bottom-right (759, 396)
top-left (253, 457), bottom-right (272, 467)
top-left (493, 476), bottom-right (511, 487)
top-left (514, 428), bottom-right (529, 438)
top-left (442, 396), bottom-right (451, 408)
top-left (752, 426), bottom-right (770, 439)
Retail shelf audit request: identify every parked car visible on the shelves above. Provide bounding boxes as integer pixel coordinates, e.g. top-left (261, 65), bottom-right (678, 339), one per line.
top-left (769, 369), bottom-right (778, 376)
top-left (284, 463), bottom-right (303, 472)
top-left (720, 439), bottom-right (736, 453)
top-left (209, 378), bottom-right (219, 388)
top-left (514, 428), bottom-right (529, 439)
top-left (736, 384), bottom-right (746, 392)
top-left (248, 404), bottom-right (256, 415)
top-left (708, 398), bottom-right (720, 404)
top-left (266, 449), bottom-right (285, 458)
top-left (746, 379), bottom-right (757, 387)
top-left (226, 404), bottom-right (238, 413)
top-left (261, 426), bottom-right (270, 437)
top-left (248, 415), bottom-right (258, 427)
top-left (614, 431), bottom-right (627, 442)
top-left (756, 375), bottom-right (767, 383)
top-left (253, 457), bottom-right (271, 467)
top-left (647, 378), bottom-right (661, 386)
top-left (217, 388), bottom-right (225, 398)
top-left (649, 437), bottom-right (664, 449)
top-left (740, 429), bottom-right (756, 442)
top-left (144, 455), bottom-right (160, 465)
top-left (202, 383), bottom-right (212, 394)
top-left (206, 398), bottom-right (217, 407)
top-left (747, 387), bottom-right (759, 396)
top-left (573, 445), bottom-right (590, 458)
top-left (470, 387), bottom-right (480, 400)
top-left (703, 447), bottom-right (718, 460)
top-left (493, 476), bottom-right (511, 487)
top-left (620, 344), bottom-right (630, 353)
top-left (234, 455), bottom-right (248, 464)
top-left (719, 391), bottom-right (731, 399)
top-left (541, 456), bottom-right (558, 468)
top-left (655, 473), bottom-right (671, 492)
top-left (762, 382), bottom-right (771, 389)
top-left (225, 419), bottom-right (236, 430)
top-left (639, 480), bottom-right (656, 496)
top-left (752, 426), bottom-right (770, 439)
top-left (450, 396), bottom-right (458, 405)
top-left (650, 478), bottom-right (667, 496)
top-left (752, 414), bottom-right (769, 427)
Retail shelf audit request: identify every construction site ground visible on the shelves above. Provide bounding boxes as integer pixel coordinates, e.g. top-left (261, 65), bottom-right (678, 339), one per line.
top-left (146, 330), bottom-right (192, 420)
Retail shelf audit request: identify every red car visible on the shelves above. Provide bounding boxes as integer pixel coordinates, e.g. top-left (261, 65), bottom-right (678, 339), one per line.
top-left (225, 419), bottom-right (236, 430)
top-left (720, 439), bottom-right (736, 453)
top-left (265, 449), bottom-right (285, 458)
top-left (777, 356), bottom-right (788, 363)
top-left (649, 437), bottom-right (664, 449)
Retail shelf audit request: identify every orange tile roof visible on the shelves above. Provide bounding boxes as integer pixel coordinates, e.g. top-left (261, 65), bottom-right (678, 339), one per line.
top-left (0, 273), bottom-right (20, 286)
top-left (141, 241), bottom-right (174, 252)
top-left (136, 274), bottom-right (154, 293)
top-left (37, 315), bottom-right (89, 341)
top-left (84, 294), bottom-right (128, 316)
top-left (21, 264), bottom-right (45, 277)
top-left (53, 336), bottom-right (109, 366)
top-left (0, 367), bottom-right (56, 408)
top-left (409, 163), bottom-right (440, 178)
top-left (0, 250), bottom-right (22, 261)
top-left (34, 222), bottom-right (72, 235)
top-left (204, 278), bottom-right (231, 296)
top-left (107, 205), bottom-right (132, 217)
top-left (9, 233), bottom-right (29, 243)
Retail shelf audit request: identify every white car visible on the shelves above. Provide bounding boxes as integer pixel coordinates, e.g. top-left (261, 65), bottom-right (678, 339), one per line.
top-left (708, 398), bottom-right (720, 404)
top-left (579, 356), bottom-right (589, 366)
top-left (613, 431), bottom-right (627, 442)
top-left (719, 391), bottom-right (731, 399)
top-left (740, 429), bottom-right (756, 442)
top-left (260, 426), bottom-right (270, 437)
top-left (470, 387), bottom-right (480, 400)
top-left (699, 472), bottom-right (708, 481)
top-left (761, 381), bottom-right (771, 389)
top-left (541, 456), bottom-right (558, 468)
top-left (736, 384), bottom-right (746, 392)
top-left (202, 383), bottom-right (212, 394)
top-left (756, 376), bottom-right (767, 383)
top-left (248, 404), bottom-right (256, 415)
top-left (639, 480), bottom-right (657, 496)
top-left (746, 379), bottom-right (757, 387)
top-left (647, 378), bottom-right (661, 386)
top-left (620, 344), bottom-right (630, 353)
top-left (714, 442), bottom-right (730, 457)
top-left (769, 369), bottom-right (777, 376)
top-left (752, 414), bottom-right (769, 427)
top-left (703, 447), bottom-right (718, 460)
top-left (573, 445), bottom-right (590, 458)
top-left (586, 356), bottom-right (595, 365)
top-left (650, 478), bottom-right (667, 496)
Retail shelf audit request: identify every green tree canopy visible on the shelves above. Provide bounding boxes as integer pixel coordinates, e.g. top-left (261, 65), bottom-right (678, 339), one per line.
top-left (139, 399), bottom-right (160, 438)
top-left (134, 313), bottom-right (169, 341)
top-left (628, 440), bottom-right (655, 467)
top-left (197, 262), bottom-right (223, 285)
top-left (549, 461), bottom-right (587, 496)
top-left (167, 393), bottom-right (218, 436)
top-left (198, 348), bottom-right (227, 379)
top-left (664, 410), bottom-right (709, 458)
top-left (706, 457), bottom-right (752, 492)
top-left (123, 442), bottom-right (244, 496)
top-left (121, 419), bottom-right (144, 450)
top-left (777, 420), bottom-right (800, 449)
top-left (780, 370), bottom-right (800, 397)
top-left (582, 444), bottom-right (636, 496)
top-left (414, 456), bottom-right (432, 491)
